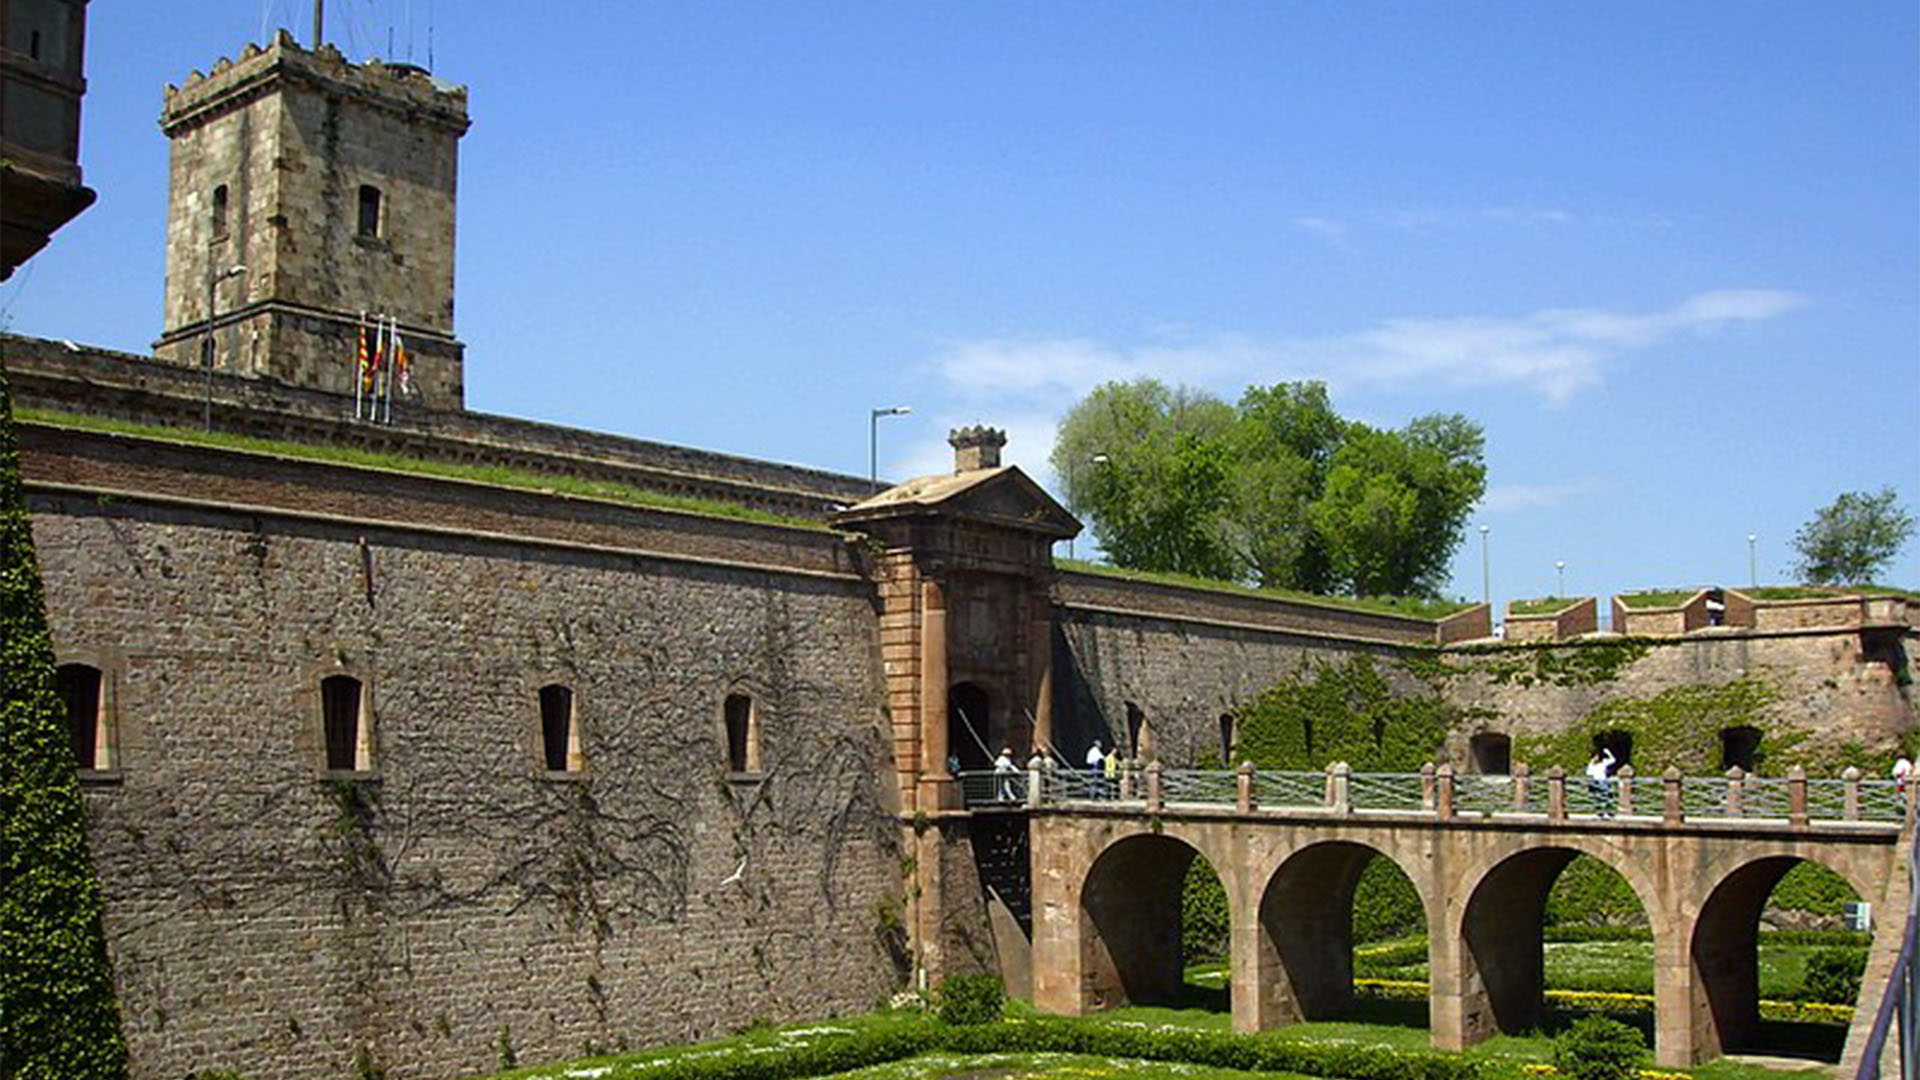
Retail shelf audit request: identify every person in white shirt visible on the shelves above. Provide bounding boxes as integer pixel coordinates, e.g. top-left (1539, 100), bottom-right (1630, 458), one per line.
top-left (1893, 756), bottom-right (1912, 795)
top-left (1586, 747), bottom-right (1617, 818)
top-left (993, 747), bottom-right (1017, 801)
top-left (1085, 740), bottom-right (1106, 797)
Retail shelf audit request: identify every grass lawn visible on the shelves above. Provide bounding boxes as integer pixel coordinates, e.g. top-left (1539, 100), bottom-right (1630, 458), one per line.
top-left (1359, 939), bottom-right (1823, 1000)
top-left (1508, 597), bottom-right (1576, 616)
top-left (1615, 590), bottom-right (1701, 609)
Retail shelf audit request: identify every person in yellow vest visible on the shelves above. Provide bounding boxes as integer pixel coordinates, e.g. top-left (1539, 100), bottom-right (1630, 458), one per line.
top-left (1102, 745), bottom-right (1120, 799)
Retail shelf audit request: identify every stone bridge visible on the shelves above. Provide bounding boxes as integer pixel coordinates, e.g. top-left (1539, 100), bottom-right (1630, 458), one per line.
top-left (1017, 765), bottom-right (1913, 1072)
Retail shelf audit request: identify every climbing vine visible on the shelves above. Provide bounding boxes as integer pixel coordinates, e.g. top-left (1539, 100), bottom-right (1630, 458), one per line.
top-left (0, 363), bottom-right (131, 1078)
top-left (1511, 676), bottom-right (1789, 775)
top-left (1431, 639), bottom-right (1652, 689)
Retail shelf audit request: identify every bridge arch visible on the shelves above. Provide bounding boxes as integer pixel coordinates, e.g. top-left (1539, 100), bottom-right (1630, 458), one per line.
top-left (1077, 827), bottom-right (1236, 1011)
top-left (1685, 849), bottom-right (1873, 1062)
top-left (1445, 839), bottom-right (1663, 1045)
top-left (1250, 839), bottom-right (1433, 1028)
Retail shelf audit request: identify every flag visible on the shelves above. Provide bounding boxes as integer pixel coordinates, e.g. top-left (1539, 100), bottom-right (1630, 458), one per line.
top-left (360, 321), bottom-right (378, 395)
top-left (393, 324), bottom-right (411, 397)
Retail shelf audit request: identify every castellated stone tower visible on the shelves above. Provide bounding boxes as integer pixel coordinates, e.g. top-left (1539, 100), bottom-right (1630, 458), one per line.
top-left (152, 31), bottom-right (469, 407)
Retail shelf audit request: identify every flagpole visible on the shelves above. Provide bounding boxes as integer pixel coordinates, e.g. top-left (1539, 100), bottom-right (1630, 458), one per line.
top-left (376, 314), bottom-right (390, 425)
top-left (384, 315), bottom-right (396, 424)
top-left (355, 309), bottom-right (365, 420)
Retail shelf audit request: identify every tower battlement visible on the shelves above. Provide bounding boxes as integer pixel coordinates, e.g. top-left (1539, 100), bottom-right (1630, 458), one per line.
top-left (161, 30), bottom-right (468, 138)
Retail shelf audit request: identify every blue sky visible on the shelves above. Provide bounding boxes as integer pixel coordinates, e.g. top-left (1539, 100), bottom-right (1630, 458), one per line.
top-left (4, 2), bottom-right (1916, 612)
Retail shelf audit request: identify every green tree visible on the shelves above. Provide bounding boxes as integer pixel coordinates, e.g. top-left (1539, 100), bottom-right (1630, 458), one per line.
top-left (1792, 487), bottom-right (1914, 585)
top-left (0, 363), bottom-right (130, 1079)
top-left (1052, 380), bottom-right (1240, 580)
top-left (1053, 378), bottom-right (1486, 599)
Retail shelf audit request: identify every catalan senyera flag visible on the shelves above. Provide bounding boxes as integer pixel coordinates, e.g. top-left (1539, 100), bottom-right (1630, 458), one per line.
top-left (359, 322), bottom-right (376, 394)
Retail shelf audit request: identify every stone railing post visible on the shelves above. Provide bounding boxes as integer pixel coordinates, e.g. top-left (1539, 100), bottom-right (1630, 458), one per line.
top-left (1616, 764), bottom-right (1635, 817)
top-left (1119, 760), bottom-right (1136, 801)
top-left (1726, 766), bottom-right (1745, 817)
top-left (1421, 762), bottom-right (1436, 810)
top-left (1843, 766), bottom-right (1862, 821)
top-left (1236, 761), bottom-right (1255, 814)
top-left (1435, 762), bottom-right (1456, 819)
top-left (1788, 765), bottom-right (1808, 828)
top-left (1146, 761), bottom-right (1165, 814)
top-left (1547, 765), bottom-right (1567, 821)
top-left (1329, 762), bottom-right (1352, 814)
top-left (1663, 766), bottom-right (1684, 825)
top-left (1513, 762), bottom-right (1532, 812)
top-left (1026, 764), bottom-right (1044, 809)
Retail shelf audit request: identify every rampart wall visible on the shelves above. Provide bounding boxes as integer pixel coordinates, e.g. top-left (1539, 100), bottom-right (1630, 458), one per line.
top-left (24, 432), bottom-right (902, 1080)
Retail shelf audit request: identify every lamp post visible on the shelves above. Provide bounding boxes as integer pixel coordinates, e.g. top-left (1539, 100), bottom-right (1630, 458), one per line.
top-left (1478, 525), bottom-right (1490, 606)
top-left (1556, 560), bottom-right (1566, 599)
top-left (203, 262), bottom-right (248, 431)
top-left (1747, 534), bottom-right (1757, 588)
top-left (1066, 453), bottom-right (1110, 561)
top-left (868, 406), bottom-right (910, 487)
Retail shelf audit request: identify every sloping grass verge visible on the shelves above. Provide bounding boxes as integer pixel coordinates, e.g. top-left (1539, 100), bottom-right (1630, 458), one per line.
top-left (16, 408), bottom-right (829, 532)
top-left (1057, 559), bottom-right (1470, 621)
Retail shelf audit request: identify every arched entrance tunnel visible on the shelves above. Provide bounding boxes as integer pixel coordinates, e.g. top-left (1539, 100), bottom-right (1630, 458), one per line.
top-left (1080, 834), bottom-right (1203, 1009)
top-left (1256, 842), bottom-right (1424, 1027)
top-left (949, 682), bottom-right (995, 771)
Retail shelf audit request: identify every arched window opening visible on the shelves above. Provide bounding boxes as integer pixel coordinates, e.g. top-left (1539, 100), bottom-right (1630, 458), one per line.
top-left (1124, 701), bottom-right (1149, 761)
top-left (211, 183), bottom-right (230, 239)
top-left (1720, 726), bottom-right (1762, 773)
top-left (56, 663), bottom-right (103, 771)
top-left (1218, 713), bottom-right (1235, 767)
top-left (357, 184), bottom-right (383, 238)
top-left (1470, 732), bottom-right (1512, 775)
top-left (322, 674), bottom-right (366, 772)
top-left (948, 683), bottom-right (992, 772)
top-left (1591, 729), bottom-right (1633, 768)
top-left (540, 684), bottom-right (578, 773)
top-left (724, 693), bottom-right (760, 774)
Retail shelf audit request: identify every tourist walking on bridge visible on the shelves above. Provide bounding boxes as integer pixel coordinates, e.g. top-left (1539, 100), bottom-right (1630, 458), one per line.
top-left (1085, 740), bottom-right (1106, 798)
top-left (994, 747), bottom-right (1018, 801)
top-left (1586, 747), bottom-right (1616, 818)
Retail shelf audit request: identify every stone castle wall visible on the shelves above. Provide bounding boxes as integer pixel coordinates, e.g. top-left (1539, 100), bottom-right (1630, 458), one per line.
top-left (26, 440), bottom-right (901, 1080)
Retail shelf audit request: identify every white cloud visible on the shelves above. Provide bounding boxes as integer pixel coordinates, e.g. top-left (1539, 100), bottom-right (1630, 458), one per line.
top-left (930, 289), bottom-right (1805, 409)
top-left (1479, 481), bottom-right (1606, 514)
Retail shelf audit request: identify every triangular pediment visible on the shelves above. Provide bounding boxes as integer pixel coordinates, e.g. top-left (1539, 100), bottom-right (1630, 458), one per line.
top-left (834, 465), bottom-right (1081, 539)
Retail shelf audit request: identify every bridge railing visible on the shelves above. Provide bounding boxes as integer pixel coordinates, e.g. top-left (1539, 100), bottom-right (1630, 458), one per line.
top-left (958, 760), bottom-right (1915, 828)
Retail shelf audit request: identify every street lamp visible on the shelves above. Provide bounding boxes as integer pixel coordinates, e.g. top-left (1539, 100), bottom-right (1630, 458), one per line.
top-left (1478, 525), bottom-right (1490, 606)
top-left (1555, 560), bottom-right (1567, 598)
top-left (1747, 534), bottom-right (1757, 588)
top-left (868, 406), bottom-right (910, 487)
top-left (203, 262), bottom-right (248, 430)
top-left (1066, 453), bottom-right (1110, 561)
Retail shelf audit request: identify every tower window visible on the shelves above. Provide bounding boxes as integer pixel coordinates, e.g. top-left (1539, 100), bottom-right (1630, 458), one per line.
top-left (357, 185), bottom-right (383, 239)
top-left (322, 675), bottom-right (368, 772)
top-left (56, 663), bottom-right (103, 771)
top-left (211, 184), bottom-right (230, 240)
top-left (725, 693), bottom-right (759, 774)
top-left (540, 684), bottom-right (579, 773)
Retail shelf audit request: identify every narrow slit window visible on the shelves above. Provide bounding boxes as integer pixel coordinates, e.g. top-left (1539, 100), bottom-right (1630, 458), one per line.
top-left (357, 184), bottom-right (382, 238)
top-left (56, 663), bottom-right (102, 771)
top-left (322, 675), bottom-right (364, 772)
top-left (725, 693), bottom-right (758, 774)
top-left (1218, 713), bottom-right (1235, 767)
top-left (211, 184), bottom-right (230, 239)
top-left (540, 684), bottom-right (577, 773)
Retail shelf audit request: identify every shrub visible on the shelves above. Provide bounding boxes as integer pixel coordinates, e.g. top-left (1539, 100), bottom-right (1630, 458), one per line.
top-left (1549, 1017), bottom-right (1646, 1080)
top-left (1803, 947), bottom-right (1867, 1004)
top-left (1182, 859), bottom-right (1230, 963)
top-left (0, 359), bottom-right (131, 1079)
top-left (933, 974), bottom-right (1004, 1026)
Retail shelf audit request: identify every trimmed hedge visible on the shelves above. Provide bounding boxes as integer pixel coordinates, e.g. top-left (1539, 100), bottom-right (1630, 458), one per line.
top-left (504, 1017), bottom-right (1489, 1080)
top-left (0, 361), bottom-right (130, 1075)
top-left (934, 974), bottom-right (1004, 1025)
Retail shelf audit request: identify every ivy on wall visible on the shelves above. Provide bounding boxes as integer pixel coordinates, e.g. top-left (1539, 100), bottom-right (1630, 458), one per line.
top-left (1235, 655), bottom-right (1459, 772)
top-left (0, 363), bottom-right (131, 1078)
top-left (1510, 676), bottom-right (1790, 775)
